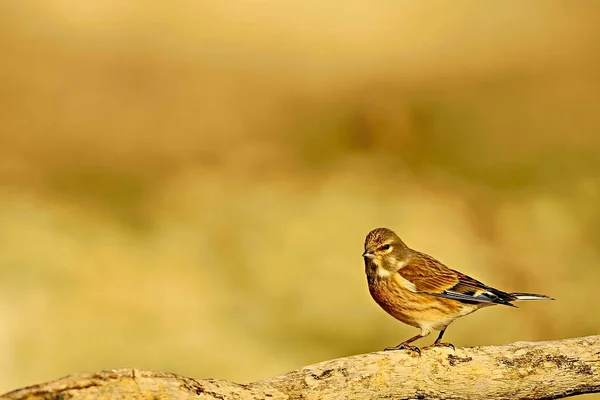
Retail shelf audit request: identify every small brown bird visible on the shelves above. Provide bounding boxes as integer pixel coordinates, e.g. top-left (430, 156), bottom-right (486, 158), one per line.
top-left (363, 227), bottom-right (553, 353)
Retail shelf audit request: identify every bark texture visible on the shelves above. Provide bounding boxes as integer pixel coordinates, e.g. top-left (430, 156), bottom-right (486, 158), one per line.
top-left (2, 335), bottom-right (599, 400)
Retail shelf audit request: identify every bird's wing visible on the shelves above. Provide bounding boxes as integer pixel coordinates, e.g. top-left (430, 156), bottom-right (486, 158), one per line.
top-left (398, 251), bottom-right (517, 306)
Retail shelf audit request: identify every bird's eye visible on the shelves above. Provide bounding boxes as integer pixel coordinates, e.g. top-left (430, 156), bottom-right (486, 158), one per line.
top-left (380, 244), bottom-right (391, 251)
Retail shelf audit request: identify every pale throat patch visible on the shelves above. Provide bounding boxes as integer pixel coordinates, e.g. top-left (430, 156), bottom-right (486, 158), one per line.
top-left (375, 266), bottom-right (394, 278)
top-left (375, 258), bottom-right (410, 280)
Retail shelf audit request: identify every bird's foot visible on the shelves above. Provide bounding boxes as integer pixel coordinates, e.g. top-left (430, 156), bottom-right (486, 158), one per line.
top-left (384, 343), bottom-right (421, 355)
top-left (423, 342), bottom-right (455, 351)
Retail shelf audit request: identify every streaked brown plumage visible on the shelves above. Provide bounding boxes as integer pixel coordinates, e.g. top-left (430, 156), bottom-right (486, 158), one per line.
top-left (363, 227), bottom-right (553, 353)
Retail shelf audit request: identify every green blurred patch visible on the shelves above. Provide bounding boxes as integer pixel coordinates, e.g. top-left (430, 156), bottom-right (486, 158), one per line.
top-left (44, 167), bottom-right (155, 230)
top-left (287, 73), bottom-right (600, 194)
top-left (290, 107), bottom-right (367, 168)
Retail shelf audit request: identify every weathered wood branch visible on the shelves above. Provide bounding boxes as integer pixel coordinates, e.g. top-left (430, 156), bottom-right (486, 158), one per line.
top-left (2, 335), bottom-right (599, 400)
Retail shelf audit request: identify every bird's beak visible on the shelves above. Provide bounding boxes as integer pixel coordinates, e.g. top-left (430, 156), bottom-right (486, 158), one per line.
top-left (362, 250), bottom-right (376, 259)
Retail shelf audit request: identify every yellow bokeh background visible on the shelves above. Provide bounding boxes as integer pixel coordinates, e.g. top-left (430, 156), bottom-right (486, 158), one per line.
top-left (1, 1), bottom-right (599, 396)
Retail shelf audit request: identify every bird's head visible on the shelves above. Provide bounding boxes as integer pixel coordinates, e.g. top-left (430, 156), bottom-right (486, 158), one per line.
top-left (363, 227), bottom-right (411, 277)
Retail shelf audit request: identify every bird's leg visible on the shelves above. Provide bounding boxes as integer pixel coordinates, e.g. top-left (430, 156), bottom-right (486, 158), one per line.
top-left (384, 333), bottom-right (424, 354)
top-left (423, 328), bottom-right (455, 350)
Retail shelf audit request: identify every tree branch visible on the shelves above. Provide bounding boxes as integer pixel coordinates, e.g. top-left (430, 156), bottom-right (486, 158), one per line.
top-left (2, 335), bottom-right (599, 400)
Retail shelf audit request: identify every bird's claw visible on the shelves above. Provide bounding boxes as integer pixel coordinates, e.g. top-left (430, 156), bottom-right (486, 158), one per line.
top-left (384, 343), bottom-right (421, 355)
top-left (424, 342), bottom-right (455, 351)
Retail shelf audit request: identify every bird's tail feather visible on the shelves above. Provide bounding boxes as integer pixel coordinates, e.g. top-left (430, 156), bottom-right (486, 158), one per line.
top-left (511, 292), bottom-right (555, 301)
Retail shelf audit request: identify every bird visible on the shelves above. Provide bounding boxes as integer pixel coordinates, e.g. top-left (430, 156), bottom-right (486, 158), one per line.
top-left (363, 227), bottom-right (553, 353)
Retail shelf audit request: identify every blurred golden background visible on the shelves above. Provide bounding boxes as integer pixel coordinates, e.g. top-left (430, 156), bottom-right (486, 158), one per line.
top-left (1, 0), bottom-right (599, 395)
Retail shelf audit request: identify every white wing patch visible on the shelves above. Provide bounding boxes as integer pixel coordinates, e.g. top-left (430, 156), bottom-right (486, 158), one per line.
top-left (393, 272), bottom-right (417, 292)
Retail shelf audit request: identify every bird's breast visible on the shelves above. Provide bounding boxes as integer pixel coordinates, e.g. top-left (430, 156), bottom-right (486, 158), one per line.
top-left (368, 273), bottom-right (470, 330)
